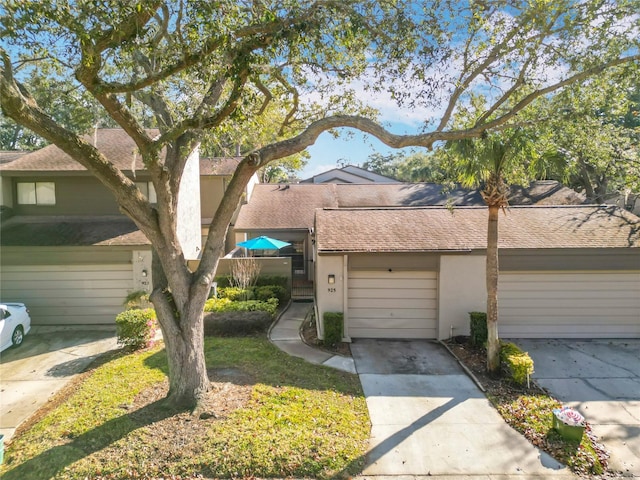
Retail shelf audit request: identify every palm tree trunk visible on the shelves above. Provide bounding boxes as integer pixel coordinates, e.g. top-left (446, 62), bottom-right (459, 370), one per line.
top-left (486, 204), bottom-right (500, 373)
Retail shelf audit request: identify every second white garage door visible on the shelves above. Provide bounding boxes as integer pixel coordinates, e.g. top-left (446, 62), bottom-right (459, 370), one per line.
top-left (0, 264), bottom-right (134, 325)
top-left (347, 270), bottom-right (438, 339)
top-left (499, 271), bottom-right (640, 338)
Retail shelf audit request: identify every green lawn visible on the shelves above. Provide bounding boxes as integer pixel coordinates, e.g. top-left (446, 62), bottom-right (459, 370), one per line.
top-left (0, 337), bottom-right (369, 480)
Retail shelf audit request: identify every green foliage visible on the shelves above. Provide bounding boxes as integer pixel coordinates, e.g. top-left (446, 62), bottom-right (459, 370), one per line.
top-left (205, 297), bottom-right (278, 318)
top-left (493, 394), bottom-right (605, 476)
top-left (122, 290), bottom-right (151, 309)
top-left (254, 285), bottom-right (288, 304)
top-left (469, 312), bottom-right (487, 346)
top-left (0, 338), bottom-right (368, 480)
top-left (218, 286), bottom-right (254, 301)
top-left (115, 308), bottom-right (157, 350)
top-left (500, 342), bottom-right (535, 386)
top-left (323, 312), bottom-right (344, 346)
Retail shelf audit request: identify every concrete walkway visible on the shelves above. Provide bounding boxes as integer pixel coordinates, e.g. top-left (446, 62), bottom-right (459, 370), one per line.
top-left (269, 301), bottom-right (356, 373)
top-left (269, 302), bottom-right (577, 479)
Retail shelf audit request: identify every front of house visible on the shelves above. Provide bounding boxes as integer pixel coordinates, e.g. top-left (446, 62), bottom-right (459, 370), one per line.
top-left (314, 206), bottom-right (640, 340)
top-left (0, 129), bottom-right (253, 325)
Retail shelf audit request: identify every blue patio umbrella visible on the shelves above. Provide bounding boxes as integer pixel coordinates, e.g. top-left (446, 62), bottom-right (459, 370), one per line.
top-left (237, 236), bottom-right (291, 250)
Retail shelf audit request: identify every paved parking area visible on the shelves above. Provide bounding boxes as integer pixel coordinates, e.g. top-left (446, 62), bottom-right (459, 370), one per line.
top-left (0, 326), bottom-right (117, 442)
top-left (515, 338), bottom-right (640, 477)
top-left (351, 339), bottom-right (571, 477)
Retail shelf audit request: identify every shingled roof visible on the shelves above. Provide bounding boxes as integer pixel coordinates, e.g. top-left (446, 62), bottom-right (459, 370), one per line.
top-left (0, 216), bottom-right (150, 247)
top-left (200, 157), bottom-right (241, 176)
top-left (235, 181), bottom-right (584, 231)
top-left (315, 206), bottom-right (640, 252)
top-left (0, 129), bottom-right (160, 174)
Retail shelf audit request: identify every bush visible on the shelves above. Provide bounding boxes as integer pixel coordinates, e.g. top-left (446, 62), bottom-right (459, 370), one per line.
top-left (323, 312), bottom-right (344, 346)
top-left (501, 342), bottom-right (535, 385)
top-left (115, 308), bottom-right (156, 349)
top-left (205, 297), bottom-right (278, 317)
top-left (254, 285), bottom-right (288, 304)
top-left (203, 311), bottom-right (272, 336)
top-left (469, 311), bottom-right (488, 346)
top-left (218, 286), bottom-right (254, 301)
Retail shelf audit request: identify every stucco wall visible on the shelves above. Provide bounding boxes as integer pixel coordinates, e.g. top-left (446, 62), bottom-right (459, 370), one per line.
top-left (177, 149), bottom-right (202, 260)
top-left (315, 254), bottom-right (346, 339)
top-left (438, 254), bottom-right (486, 339)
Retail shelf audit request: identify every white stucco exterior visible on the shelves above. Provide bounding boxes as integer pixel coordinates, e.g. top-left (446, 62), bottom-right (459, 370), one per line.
top-left (438, 254), bottom-right (487, 339)
top-left (177, 147), bottom-right (202, 260)
top-left (314, 254), bottom-right (346, 339)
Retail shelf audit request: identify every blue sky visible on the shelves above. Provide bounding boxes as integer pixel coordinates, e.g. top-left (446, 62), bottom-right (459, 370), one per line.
top-left (302, 127), bottom-right (421, 179)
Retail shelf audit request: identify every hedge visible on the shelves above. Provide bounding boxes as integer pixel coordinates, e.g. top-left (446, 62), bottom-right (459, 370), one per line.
top-left (323, 312), bottom-right (344, 346)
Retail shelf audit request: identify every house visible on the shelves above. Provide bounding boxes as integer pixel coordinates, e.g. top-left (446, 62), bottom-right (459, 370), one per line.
top-left (300, 165), bottom-right (400, 184)
top-left (233, 181), bottom-right (586, 284)
top-left (314, 205), bottom-right (640, 340)
top-left (0, 129), bottom-right (254, 325)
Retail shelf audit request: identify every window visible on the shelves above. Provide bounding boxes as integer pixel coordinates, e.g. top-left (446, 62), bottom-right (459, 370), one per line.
top-left (17, 182), bottom-right (56, 205)
top-left (136, 181), bottom-right (157, 203)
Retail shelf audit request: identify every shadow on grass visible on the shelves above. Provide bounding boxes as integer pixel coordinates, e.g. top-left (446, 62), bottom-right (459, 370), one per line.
top-left (2, 399), bottom-right (185, 480)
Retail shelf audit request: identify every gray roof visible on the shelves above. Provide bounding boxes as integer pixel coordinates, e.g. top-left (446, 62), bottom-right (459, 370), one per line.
top-left (0, 216), bottom-right (150, 247)
top-left (0, 129), bottom-right (160, 174)
top-left (315, 205), bottom-right (640, 252)
top-left (234, 181), bottom-right (584, 231)
top-left (200, 157), bottom-right (241, 176)
top-left (0, 130), bottom-right (239, 177)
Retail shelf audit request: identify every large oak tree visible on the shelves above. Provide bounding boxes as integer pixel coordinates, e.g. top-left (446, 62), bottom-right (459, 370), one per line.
top-left (2, 0), bottom-right (638, 408)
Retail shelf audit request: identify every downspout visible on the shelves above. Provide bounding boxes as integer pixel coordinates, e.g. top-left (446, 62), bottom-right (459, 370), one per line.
top-left (343, 254), bottom-right (351, 342)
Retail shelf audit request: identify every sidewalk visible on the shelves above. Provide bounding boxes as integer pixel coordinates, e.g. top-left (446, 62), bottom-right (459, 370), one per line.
top-left (269, 302), bottom-right (577, 479)
top-left (268, 301), bottom-right (356, 373)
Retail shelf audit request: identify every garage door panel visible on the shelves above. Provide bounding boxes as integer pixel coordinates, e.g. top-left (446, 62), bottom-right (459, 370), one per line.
top-left (499, 271), bottom-right (640, 338)
top-left (349, 297), bottom-right (437, 309)
top-left (501, 324), bottom-right (640, 338)
top-left (500, 289), bottom-right (638, 300)
top-left (349, 278), bottom-right (437, 290)
top-left (500, 298), bottom-right (639, 310)
top-left (347, 269), bottom-right (438, 339)
top-left (500, 272), bottom-right (638, 283)
top-left (349, 307), bottom-right (437, 319)
top-left (2, 268), bottom-right (132, 281)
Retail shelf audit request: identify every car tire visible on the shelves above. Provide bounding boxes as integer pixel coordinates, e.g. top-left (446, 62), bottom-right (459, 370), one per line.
top-left (11, 325), bottom-right (24, 347)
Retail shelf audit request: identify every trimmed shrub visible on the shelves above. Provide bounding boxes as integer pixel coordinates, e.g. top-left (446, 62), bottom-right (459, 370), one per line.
top-left (469, 311), bottom-right (488, 346)
top-left (254, 285), bottom-right (288, 304)
top-left (115, 308), bottom-right (156, 349)
top-left (254, 275), bottom-right (289, 289)
top-left (203, 311), bottom-right (271, 336)
top-left (204, 297), bottom-right (278, 317)
top-left (500, 342), bottom-right (535, 385)
top-left (323, 312), bottom-right (344, 346)
top-left (218, 286), bottom-right (254, 301)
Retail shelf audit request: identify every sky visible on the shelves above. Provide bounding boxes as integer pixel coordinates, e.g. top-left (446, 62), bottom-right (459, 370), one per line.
top-left (302, 127), bottom-right (421, 179)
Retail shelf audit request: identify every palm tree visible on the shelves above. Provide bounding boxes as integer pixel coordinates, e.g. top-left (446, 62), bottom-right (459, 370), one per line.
top-left (446, 130), bottom-right (536, 373)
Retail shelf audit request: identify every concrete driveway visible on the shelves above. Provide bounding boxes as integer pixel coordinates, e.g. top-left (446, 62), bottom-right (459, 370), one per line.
top-left (515, 339), bottom-right (640, 477)
top-left (351, 339), bottom-right (573, 478)
top-left (0, 326), bottom-right (118, 443)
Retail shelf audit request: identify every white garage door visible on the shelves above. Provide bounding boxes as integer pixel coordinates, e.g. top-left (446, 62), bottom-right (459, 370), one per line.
top-left (348, 270), bottom-right (438, 339)
top-left (0, 264), bottom-right (134, 325)
top-left (499, 271), bottom-right (640, 338)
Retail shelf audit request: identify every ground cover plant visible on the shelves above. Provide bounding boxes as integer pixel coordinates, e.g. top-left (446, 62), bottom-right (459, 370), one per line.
top-left (0, 337), bottom-right (369, 480)
top-left (445, 338), bottom-right (610, 478)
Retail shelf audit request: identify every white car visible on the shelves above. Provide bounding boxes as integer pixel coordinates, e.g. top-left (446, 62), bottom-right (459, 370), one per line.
top-left (0, 302), bottom-right (31, 352)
